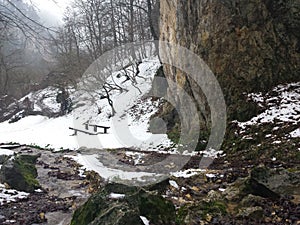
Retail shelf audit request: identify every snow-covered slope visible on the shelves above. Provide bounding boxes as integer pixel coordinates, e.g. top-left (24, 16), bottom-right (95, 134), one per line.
top-left (0, 58), bottom-right (172, 151)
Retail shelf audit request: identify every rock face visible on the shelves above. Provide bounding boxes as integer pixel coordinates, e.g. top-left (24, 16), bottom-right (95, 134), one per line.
top-left (160, 0), bottom-right (300, 130)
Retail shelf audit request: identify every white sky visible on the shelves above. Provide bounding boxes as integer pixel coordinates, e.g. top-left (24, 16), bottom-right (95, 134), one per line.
top-left (29, 0), bottom-right (71, 26)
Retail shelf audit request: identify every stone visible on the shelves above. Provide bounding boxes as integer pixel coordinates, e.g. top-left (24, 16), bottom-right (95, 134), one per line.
top-left (0, 154), bottom-right (40, 193)
top-left (250, 166), bottom-right (300, 196)
top-left (71, 183), bottom-right (176, 225)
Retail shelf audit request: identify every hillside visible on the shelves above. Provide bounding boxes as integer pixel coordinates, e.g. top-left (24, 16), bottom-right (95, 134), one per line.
top-left (0, 0), bottom-right (299, 224)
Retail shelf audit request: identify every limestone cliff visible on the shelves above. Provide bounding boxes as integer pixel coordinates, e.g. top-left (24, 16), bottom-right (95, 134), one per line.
top-left (159, 0), bottom-right (300, 130)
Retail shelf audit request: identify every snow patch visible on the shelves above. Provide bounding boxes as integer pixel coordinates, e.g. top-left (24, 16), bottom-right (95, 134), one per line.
top-left (171, 169), bottom-right (205, 178)
top-left (205, 173), bottom-right (216, 178)
top-left (140, 216), bottom-right (150, 225)
top-left (0, 148), bottom-right (14, 156)
top-left (238, 82), bottom-right (300, 129)
top-left (66, 154), bottom-right (158, 182)
top-left (290, 128), bottom-right (300, 138)
top-left (0, 184), bottom-right (29, 205)
top-left (169, 180), bottom-right (179, 189)
top-left (108, 193), bottom-right (125, 199)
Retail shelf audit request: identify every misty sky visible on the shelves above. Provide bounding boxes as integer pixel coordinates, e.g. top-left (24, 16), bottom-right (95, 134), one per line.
top-left (29, 0), bottom-right (71, 26)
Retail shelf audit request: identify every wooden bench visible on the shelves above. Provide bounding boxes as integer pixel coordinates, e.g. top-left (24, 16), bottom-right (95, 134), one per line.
top-left (84, 123), bottom-right (110, 134)
top-left (69, 127), bottom-right (97, 136)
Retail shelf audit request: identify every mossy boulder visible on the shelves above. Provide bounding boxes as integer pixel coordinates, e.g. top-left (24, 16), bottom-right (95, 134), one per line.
top-left (71, 183), bottom-right (176, 225)
top-left (0, 154), bottom-right (40, 192)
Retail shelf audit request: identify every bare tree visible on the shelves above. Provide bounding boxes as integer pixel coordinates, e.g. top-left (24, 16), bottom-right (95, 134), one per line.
top-left (0, 0), bottom-right (53, 98)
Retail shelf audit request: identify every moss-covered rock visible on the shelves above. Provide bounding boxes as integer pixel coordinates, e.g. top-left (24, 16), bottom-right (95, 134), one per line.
top-left (71, 183), bottom-right (176, 225)
top-left (0, 154), bottom-right (40, 192)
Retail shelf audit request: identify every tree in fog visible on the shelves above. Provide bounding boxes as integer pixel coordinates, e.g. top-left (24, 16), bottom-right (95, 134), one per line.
top-left (0, 0), bottom-right (50, 98)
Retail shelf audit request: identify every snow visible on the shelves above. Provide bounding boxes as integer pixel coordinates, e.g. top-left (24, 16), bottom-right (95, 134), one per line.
top-left (66, 154), bottom-right (159, 183)
top-left (238, 82), bottom-right (300, 129)
top-left (0, 115), bottom-right (78, 150)
top-left (205, 173), bottom-right (216, 178)
top-left (248, 92), bottom-right (264, 107)
top-left (108, 193), bottom-right (126, 199)
top-left (0, 148), bottom-right (14, 156)
top-left (171, 169), bottom-right (205, 178)
top-left (0, 183), bottom-right (29, 205)
top-left (140, 216), bottom-right (150, 225)
top-left (290, 128), bottom-right (300, 138)
top-left (169, 180), bottom-right (179, 189)
top-left (125, 151), bottom-right (145, 165)
top-left (0, 59), bottom-right (171, 152)
top-left (199, 148), bottom-right (224, 158)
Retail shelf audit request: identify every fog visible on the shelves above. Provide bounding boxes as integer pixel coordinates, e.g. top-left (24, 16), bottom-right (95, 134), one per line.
top-left (29, 0), bottom-right (70, 26)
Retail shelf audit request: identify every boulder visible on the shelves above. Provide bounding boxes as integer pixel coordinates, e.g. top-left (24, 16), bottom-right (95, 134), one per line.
top-left (250, 166), bottom-right (300, 196)
top-left (71, 183), bottom-right (176, 225)
top-left (0, 154), bottom-right (40, 193)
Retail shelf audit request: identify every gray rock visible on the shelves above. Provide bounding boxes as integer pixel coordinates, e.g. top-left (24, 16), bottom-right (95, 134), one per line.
top-left (251, 166), bottom-right (300, 196)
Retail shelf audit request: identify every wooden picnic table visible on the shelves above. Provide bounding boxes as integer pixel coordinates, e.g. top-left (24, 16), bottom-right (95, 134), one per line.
top-left (84, 123), bottom-right (110, 133)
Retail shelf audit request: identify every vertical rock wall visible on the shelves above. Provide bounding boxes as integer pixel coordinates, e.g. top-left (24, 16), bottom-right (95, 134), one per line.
top-left (160, 0), bottom-right (300, 128)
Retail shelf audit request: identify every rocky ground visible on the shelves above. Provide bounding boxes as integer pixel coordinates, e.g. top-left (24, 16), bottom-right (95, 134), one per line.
top-left (0, 142), bottom-right (299, 225)
top-left (0, 145), bottom-right (100, 225)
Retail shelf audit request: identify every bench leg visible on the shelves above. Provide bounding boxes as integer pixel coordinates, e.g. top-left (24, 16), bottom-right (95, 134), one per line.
top-left (85, 124), bottom-right (89, 130)
top-left (74, 130), bottom-right (77, 135)
top-left (94, 126), bottom-right (97, 132)
top-left (104, 128), bottom-right (107, 134)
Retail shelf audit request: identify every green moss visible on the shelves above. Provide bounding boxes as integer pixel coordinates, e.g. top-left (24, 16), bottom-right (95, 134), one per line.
top-left (200, 201), bottom-right (227, 218)
top-left (167, 125), bottom-right (181, 144)
top-left (71, 193), bottom-right (107, 225)
top-left (0, 154), bottom-right (40, 192)
top-left (13, 155), bottom-right (40, 192)
top-left (287, 168), bottom-right (300, 173)
top-left (139, 193), bottom-right (176, 224)
top-left (176, 205), bottom-right (189, 225)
